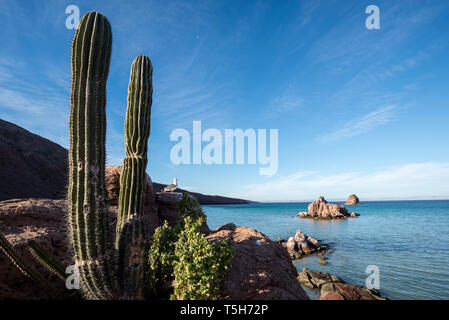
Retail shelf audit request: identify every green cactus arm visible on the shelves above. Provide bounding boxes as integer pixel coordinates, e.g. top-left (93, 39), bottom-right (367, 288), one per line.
top-left (28, 240), bottom-right (66, 281)
top-left (116, 55), bottom-right (153, 299)
top-left (68, 11), bottom-right (117, 299)
top-left (0, 232), bottom-right (60, 298)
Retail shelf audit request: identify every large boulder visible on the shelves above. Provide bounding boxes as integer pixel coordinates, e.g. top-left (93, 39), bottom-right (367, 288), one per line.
top-left (297, 268), bottom-right (386, 300)
top-left (344, 194), bottom-right (360, 205)
top-left (207, 225), bottom-right (309, 300)
top-left (154, 192), bottom-right (184, 227)
top-left (105, 165), bottom-right (159, 234)
top-left (105, 165), bottom-right (155, 206)
top-left (282, 230), bottom-right (328, 260)
top-left (298, 196), bottom-right (357, 219)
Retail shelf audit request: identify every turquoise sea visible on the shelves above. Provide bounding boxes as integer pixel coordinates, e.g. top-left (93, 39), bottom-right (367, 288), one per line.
top-left (203, 200), bottom-right (449, 300)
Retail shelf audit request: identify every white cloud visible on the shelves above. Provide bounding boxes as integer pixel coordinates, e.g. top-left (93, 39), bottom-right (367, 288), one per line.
top-left (271, 92), bottom-right (304, 114)
top-left (268, 85), bottom-right (304, 117)
top-left (232, 163), bottom-right (449, 202)
top-left (316, 105), bottom-right (397, 143)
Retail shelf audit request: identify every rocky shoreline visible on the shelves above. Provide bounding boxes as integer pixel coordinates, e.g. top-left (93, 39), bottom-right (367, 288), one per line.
top-left (0, 167), bottom-right (308, 300)
top-left (297, 268), bottom-right (387, 300)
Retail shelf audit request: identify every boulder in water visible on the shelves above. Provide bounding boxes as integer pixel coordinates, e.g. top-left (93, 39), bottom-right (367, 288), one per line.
top-left (297, 268), bottom-right (387, 300)
top-left (345, 194), bottom-right (360, 205)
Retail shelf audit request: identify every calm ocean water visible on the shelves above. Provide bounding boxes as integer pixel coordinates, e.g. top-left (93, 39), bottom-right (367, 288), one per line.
top-left (203, 200), bottom-right (449, 300)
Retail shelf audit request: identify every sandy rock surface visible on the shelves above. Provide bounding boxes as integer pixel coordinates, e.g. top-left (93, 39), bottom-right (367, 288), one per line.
top-left (207, 224), bottom-right (309, 300)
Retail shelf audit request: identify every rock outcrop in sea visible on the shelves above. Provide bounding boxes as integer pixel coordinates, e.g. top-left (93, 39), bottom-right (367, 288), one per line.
top-left (344, 194), bottom-right (360, 205)
top-left (297, 268), bottom-right (386, 300)
top-left (279, 230), bottom-right (329, 260)
top-left (297, 196), bottom-right (359, 219)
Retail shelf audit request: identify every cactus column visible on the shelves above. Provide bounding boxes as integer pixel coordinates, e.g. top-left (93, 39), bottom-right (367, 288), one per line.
top-left (68, 11), bottom-right (117, 299)
top-left (116, 55), bottom-right (153, 299)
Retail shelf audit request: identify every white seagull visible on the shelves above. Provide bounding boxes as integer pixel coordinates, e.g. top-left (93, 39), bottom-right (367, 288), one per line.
top-left (163, 178), bottom-right (179, 192)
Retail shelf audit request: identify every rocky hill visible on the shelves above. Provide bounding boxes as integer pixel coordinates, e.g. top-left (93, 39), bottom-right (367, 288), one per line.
top-left (0, 119), bottom-right (68, 201)
top-left (0, 119), bottom-right (250, 205)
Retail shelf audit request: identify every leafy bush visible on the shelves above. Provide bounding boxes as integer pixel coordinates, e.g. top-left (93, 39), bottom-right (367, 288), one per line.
top-left (147, 194), bottom-right (233, 300)
top-left (177, 193), bottom-right (206, 222)
top-left (171, 217), bottom-right (233, 300)
top-left (146, 221), bottom-right (177, 294)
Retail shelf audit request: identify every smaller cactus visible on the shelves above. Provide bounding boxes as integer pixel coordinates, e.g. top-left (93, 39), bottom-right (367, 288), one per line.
top-left (0, 231), bottom-right (60, 298)
top-left (116, 55), bottom-right (153, 299)
top-left (28, 240), bottom-right (66, 281)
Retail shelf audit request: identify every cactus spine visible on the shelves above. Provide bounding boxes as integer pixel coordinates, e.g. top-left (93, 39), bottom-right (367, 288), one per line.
top-left (116, 55), bottom-right (153, 299)
top-left (68, 11), bottom-right (117, 299)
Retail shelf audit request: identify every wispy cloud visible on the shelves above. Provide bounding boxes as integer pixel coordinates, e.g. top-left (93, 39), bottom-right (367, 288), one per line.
top-left (269, 86), bottom-right (304, 116)
top-left (233, 163), bottom-right (449, 202)
top-left (316, 105), bottom-right (397, 143)
top-left (0, 58), bottom-right (69, 146)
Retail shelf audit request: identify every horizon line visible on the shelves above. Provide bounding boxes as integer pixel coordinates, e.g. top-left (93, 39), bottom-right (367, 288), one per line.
top-left (236, 196), bottom-right (449, 203)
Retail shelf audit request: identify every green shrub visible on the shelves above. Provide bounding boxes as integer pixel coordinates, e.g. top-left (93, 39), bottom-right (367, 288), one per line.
top-left (171, 217), bottom-right (233, 300)
top-left (147, 194), bottom-right (233, 299)
top-left (146, 221), bottom-right (178, 294)
top-left (177, 193), bottom-right (206, 222)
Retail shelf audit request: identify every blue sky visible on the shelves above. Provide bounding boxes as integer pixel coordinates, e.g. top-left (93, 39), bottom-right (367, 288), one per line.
top-left (1, 0), bottom-right (448, 201)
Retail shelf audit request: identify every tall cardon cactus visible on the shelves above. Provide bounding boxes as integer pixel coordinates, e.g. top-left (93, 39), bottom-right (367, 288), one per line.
top-left (116, 55), bottom-right (153, 299)
top-left (68, 11), bottom-right (117, 299)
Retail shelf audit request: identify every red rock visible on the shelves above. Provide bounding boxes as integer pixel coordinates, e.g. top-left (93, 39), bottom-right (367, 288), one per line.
top-left (207, 227), bottom-right (309, 300)
top-left (306, 196), bottom-right (350, 219)
top-left (0, 199), bottom-right (76, 299)
top-left (215, 223), bottom-right (236, 232)
top-left (105, 165), bottom-right (154, 206)
top-left (283, 230), bottom-right (327, 260)
top-left (344, 194), bottom-right (360, 205)
top-left (297, 268), bottom-right (386, 300)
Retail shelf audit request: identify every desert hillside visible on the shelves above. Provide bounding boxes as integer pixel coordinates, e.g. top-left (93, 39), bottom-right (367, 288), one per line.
top-left (0, 119), bottom-right (68, 201)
